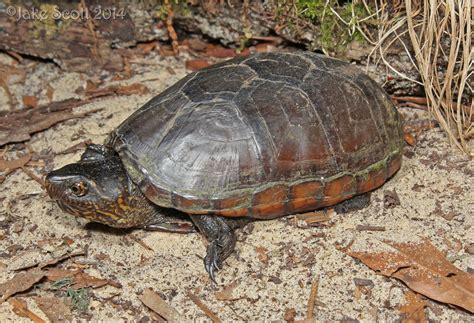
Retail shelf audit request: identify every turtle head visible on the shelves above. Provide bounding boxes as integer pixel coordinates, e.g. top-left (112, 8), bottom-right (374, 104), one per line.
top-left (45, 144), bottom-right (152, 228)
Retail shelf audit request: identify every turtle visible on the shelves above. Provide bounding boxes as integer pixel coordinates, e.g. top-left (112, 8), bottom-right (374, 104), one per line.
top-left (45, 52), bottom-right (404, 280)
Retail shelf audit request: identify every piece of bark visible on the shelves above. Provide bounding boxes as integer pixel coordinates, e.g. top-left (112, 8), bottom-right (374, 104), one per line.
top-left (139, 288), bottom-right (183, 322)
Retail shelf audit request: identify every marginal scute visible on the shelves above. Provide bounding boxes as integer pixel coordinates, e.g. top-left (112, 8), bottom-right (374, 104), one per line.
top-left (111, 52), bottom-right (404, 219)
top-left (172, 193), bottom-right (211, 213)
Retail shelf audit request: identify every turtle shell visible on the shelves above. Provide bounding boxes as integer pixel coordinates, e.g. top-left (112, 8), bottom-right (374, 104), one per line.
top-left (107, 52), bottom-right (403, 219)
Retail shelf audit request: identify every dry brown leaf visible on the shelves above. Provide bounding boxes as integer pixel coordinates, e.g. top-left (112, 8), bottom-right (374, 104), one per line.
top-left (347, 240), bottom-right (474, 313)
top-left (8, 297), bottom-right (45, 323)
top-left (0, 99), bottom-right (98, 147)
top-left (8, 249), bottom-right (84, 272)
top-left (34, 296), bottom-right (72, 322)
top-left (7, 249), bottom-right (48, 272)
top-left (139, 288), bottom-right (183, 322)
top-left (137, 41), bottom-right (159, 54)
top-left (45, 268), bottom-right (119, 289)
top-left (206, 45), bottom-right (237, 58)
top-left (70, 272), bottom-right (109, 289)
top-left (38, 250), bottom-right (85, 269)
top-left (22, 96), bottom-right (38, 109)
top-left (399, 291), bottom-right (427, 323)
top-left (0, 268), bottom-right (45, 302)
top-left (214, 281), bottom-right (239, 301)
top-left (185, 59), bottom-right (210, 71)
top-left (404, 133), bottom-right (416, 146)
top-left (44, 268), bottom-right (80, 281)
top-left (255, 246), bottom-right (269, 265)
top-left (0, 153), bottom-right (31, 172)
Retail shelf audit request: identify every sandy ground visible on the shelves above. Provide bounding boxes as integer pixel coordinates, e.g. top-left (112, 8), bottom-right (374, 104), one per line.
top-left (0, 51), bottom-right (472, 322)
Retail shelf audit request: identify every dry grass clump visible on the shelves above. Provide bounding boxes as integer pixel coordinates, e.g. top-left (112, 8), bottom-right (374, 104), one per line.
top-left (371, 0), bottom-right (473, 155)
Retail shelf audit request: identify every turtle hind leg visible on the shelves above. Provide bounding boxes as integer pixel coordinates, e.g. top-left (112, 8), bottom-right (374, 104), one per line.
top-left (189, 214), bottom-right (250, 283)
top-left (333, 192), bottom-right (371, 214)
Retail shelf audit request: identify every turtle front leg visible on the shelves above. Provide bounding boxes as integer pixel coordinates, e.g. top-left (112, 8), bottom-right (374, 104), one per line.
top-left (189, 214), bottom-right (250, 282)
top-left (142, 207), bottom-right (196, 233)
top-left (142, 219), bottom-right (196, 233)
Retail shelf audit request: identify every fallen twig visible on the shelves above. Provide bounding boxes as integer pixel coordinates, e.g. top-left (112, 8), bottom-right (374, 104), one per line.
top-left (6, 51), bottom-right (23, 63)
top-left (188, 292), bottom-right (222, 323)
top-left (58, 140), bottom-right (93, 155)
top-left (164, 0), bottom-right (179, 54)
top-left (21, 167), bottom-right (45, 188)
top-left (306, 277), bottom-right (319, 319)
top-left (0, 78), bottom-right (15, 110)
top-left (129, 234), bottom-right (154, 251)
top-left (356, 225), bottom-right (386, 232)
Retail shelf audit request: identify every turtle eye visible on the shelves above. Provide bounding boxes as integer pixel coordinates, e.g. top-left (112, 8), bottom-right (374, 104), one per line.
top-left (70, 182), bottom-right (88, 197)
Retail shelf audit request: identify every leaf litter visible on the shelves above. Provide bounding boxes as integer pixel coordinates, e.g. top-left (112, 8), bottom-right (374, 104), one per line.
top-left (0, 248), bottom-right (119, 319)
top-left (347, 239), bottom-right (474, 313)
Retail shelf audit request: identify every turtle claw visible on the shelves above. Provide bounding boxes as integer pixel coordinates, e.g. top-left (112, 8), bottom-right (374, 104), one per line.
top-left (204, 241), bottom-right (223, 284)
top-left (189, 215), bottom-right (244, 283)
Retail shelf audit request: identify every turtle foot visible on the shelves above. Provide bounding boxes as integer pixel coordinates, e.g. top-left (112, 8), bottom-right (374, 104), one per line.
top-left (189, 215), bottom-right (245, 283)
